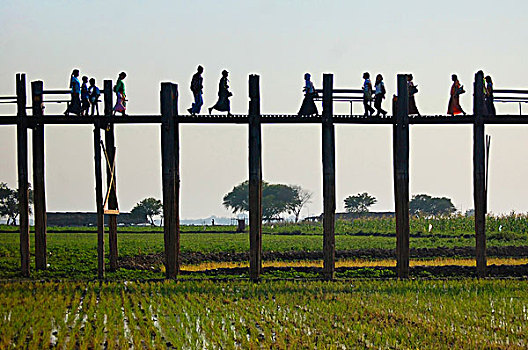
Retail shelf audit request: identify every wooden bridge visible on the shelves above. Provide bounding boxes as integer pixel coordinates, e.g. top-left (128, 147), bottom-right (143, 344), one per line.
top-left (2, 71), bottom-right (527, 280)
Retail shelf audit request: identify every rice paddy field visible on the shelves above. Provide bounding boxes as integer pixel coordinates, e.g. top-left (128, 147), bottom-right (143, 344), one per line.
top-left (1, 279), bottom-right (528, 349)
top-left (2, 217), bottom-right (528, 348)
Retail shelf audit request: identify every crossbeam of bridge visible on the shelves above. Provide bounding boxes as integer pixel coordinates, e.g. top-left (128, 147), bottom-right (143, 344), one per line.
top-left (1, 71), bottom-right (524, 280)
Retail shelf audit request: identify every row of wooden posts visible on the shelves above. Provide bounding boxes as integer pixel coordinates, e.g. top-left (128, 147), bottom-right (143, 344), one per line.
top-left (13, 71), bottom-right (489, 280)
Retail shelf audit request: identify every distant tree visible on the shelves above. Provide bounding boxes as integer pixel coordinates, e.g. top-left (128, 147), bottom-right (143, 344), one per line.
top-left (344, 192), bottom-right (377, 213)
top-left (410, 194), bottom-right (456, 217)
top-left (130, 197), bottom-right (162, 226)
top-left (0, 182), bottom-right (33, 225)
top-left (223, 181), bottom-right (299, 221)
top-left (287, 186), bottom-right (313, 223)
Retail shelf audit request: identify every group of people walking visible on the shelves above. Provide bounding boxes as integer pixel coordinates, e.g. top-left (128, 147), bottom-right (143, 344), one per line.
top-left (188, 66), bottom-right (233, 116)
top-left (63, 68), bottom-right (497, 118)
top-left (64, 69), bottom-right (127, 117)
top-left (298, 71), bottom-right (496, 117)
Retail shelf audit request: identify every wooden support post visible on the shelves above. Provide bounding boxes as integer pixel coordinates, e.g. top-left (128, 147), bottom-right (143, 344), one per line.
top-left (161, 82), bottom-right (180, 278)
top-left (473, 71), bottom-right (487, 277)
top-left (94, 120), bottom-right (105, 279)
top-left (16, 74), bottom-right (30, 277)
top-left (394, 74), bottom-right (410, 279)
top-left (322, 73), bottom-right (336, 280)
top-left (31, 80), bottom-right (47, 270)
top-left (248, 74), bottom-right (262, 281)
top-left (104, 80), bottom-right (118, 271)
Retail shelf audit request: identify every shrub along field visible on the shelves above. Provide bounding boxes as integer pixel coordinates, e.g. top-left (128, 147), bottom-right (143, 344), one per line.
top-left (1, 279), bottom-right (527, 348)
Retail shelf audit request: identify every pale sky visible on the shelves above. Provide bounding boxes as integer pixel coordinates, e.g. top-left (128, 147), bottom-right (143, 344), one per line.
top-left (1, 0), bottom-right (528, 219)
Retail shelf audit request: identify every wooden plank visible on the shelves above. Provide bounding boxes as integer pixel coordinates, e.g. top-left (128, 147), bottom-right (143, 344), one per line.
top-left (160, 82), bottom-right (180, 278)
top-left (16, 74), bottom-right (30, 277)
top-left (473, 71), bottom-right (487, 277)
top-left (322, 73), bottom-right (335, 280)
top-left (31, 80), bottom-right (47, 270)
top-left (394, 74), bottom-right (410, 279)
top-left (248, 74), bottom-right (262, 281)
top-left (104, 80), bottom-right (119, 271)
top-left (94, 120), bottom-right (105, 279)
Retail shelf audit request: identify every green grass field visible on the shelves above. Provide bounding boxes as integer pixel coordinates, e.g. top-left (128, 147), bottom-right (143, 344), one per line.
top-left (1, 279), bottom-right (527, 348)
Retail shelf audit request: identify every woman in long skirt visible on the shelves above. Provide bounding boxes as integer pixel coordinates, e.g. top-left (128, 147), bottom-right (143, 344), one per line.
top-left (407, 74), bottom-right (421, 116)
top-left (447, 74), bottom-right (466, 116)
top-left (209, 70), bottom-right (232, 116)
top-left (64, 69), bottom-right (81, 116)
top-left (298, 73), bottom-right (318, 116)
top-left (113, 72), bottom-right (127, 116)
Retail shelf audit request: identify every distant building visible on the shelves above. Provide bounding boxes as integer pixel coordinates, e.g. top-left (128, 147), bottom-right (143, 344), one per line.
top-left (47, 212), bottom-right (148, 227)
top-left (304, 211), bottom-right (395, 222)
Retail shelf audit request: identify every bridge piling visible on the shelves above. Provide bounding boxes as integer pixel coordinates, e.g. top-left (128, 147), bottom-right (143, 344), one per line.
top-left (104, 80), bottom-right (119, 271)
top-left (161, 82), bottom-right (180, 278)
top-left (322, 73), bottom-right (336, 280)
top-left (16, 73), bottom-right (30, 277)
top-left (394, 74), bottom-right (410, 279)
top-left (32, 80), bottom-right (47, 270)
top-left (94, 120), bottom-right (105, 279)
top-left (248, 74), bottom-right (262, 281)
top-left (473, 71), bottom-right (487, 277)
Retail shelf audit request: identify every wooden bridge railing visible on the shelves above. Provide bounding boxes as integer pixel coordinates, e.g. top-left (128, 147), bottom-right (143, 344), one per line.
top-left (0, 71), bottom-right (517, 280)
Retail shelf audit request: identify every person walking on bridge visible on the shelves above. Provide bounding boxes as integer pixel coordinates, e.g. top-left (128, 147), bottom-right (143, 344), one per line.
top-left (485, 75), bottom-right (496, 116)
top-left (64, 69), bottom-right (81, 116)
top-left (208, 70), bottom-right (232, 116)
top-left (362, 72), bottom-right (375, 116)
top-left (407, 74), bottom-right (421, 116)
top-left (80, 76), bottom-right (90, 116)
top-left (113, 72), bottom-right (127, 116)
top-left (447, 74), bottom-right (466, 116)
top-left (374, 74), bottom-right (387, 117)
top-left (188, 65), bottom-right (204, 115)
top-left (298, 73), bottom-right (318, 116)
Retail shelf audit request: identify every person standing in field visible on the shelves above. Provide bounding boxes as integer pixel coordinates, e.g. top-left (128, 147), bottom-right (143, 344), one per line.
top-left (298, 73), bottom-right (318, 116)
top-left (80, 76), bottom-right (90, 116)
top-left (407, 74), bottom-right (421, 116)
top-left (113, 72), bottom-right (127, 116)
top-left (188, 65), bottom-right (204, 115)
top-left (485, 75), bottom-right (496, 116)
top-left (374, 74), bottom-right (387, 117)
top-left (64, 69), bottom-right (81, 116)
top-left (88, 78), bottom-right (101, 116)
top-left (208, 70), bottom-right (232, 116)
top-left (362, 72), bottom-right (375, 116)
top-left (447, 74), bottom-right (466, 116)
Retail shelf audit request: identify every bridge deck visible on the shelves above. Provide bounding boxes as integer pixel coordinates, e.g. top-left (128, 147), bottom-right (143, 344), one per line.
top-left (1, 114), bottom-right (528, 125)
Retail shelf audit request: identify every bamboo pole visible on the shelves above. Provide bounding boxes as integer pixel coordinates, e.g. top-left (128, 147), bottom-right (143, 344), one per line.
top-left (94, 120), bottom-right (105, 279)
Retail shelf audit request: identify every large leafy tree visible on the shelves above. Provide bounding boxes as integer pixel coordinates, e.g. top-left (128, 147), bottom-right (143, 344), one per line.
top-left (223, 181), bottom-right (304, 221)
top-left (410, 194), bottom-right (456, 217)
top-left (130, 197), bottom-right (163, 226)
top-left (0, 182), bottom-right (33, 225)
top-left (344, 192), bottom-right (377, 213)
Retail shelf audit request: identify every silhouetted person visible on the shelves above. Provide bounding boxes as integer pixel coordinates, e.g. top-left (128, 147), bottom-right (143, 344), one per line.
top-left (374, 74), bottom-right (387, 117)
top-left (208, 70), bottom-right (232, 116)
top-left (80, 76), bottom-right (90, 116)
top-left (447, 74), bottom-right (466, 116)
top-left (485, 75), bottom-right (496, 116)
top-left (188, 65), bottom-right (204, 115)
top-left (64, 69), bottom-right (81, 116)
top-left (298, 73), bottom-right (318, 116)
top-left (407, 74), bottom-right (420, 116)
top-left (113, 72), bottom-right (127, 116)
top-left (362, 72), bottom-right (375, 116)
top-left (88, 78), bottom-right (101, 116)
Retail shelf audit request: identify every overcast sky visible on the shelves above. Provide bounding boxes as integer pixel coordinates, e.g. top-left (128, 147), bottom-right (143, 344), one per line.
top-left (1, 0), bottom-right (528, 219)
